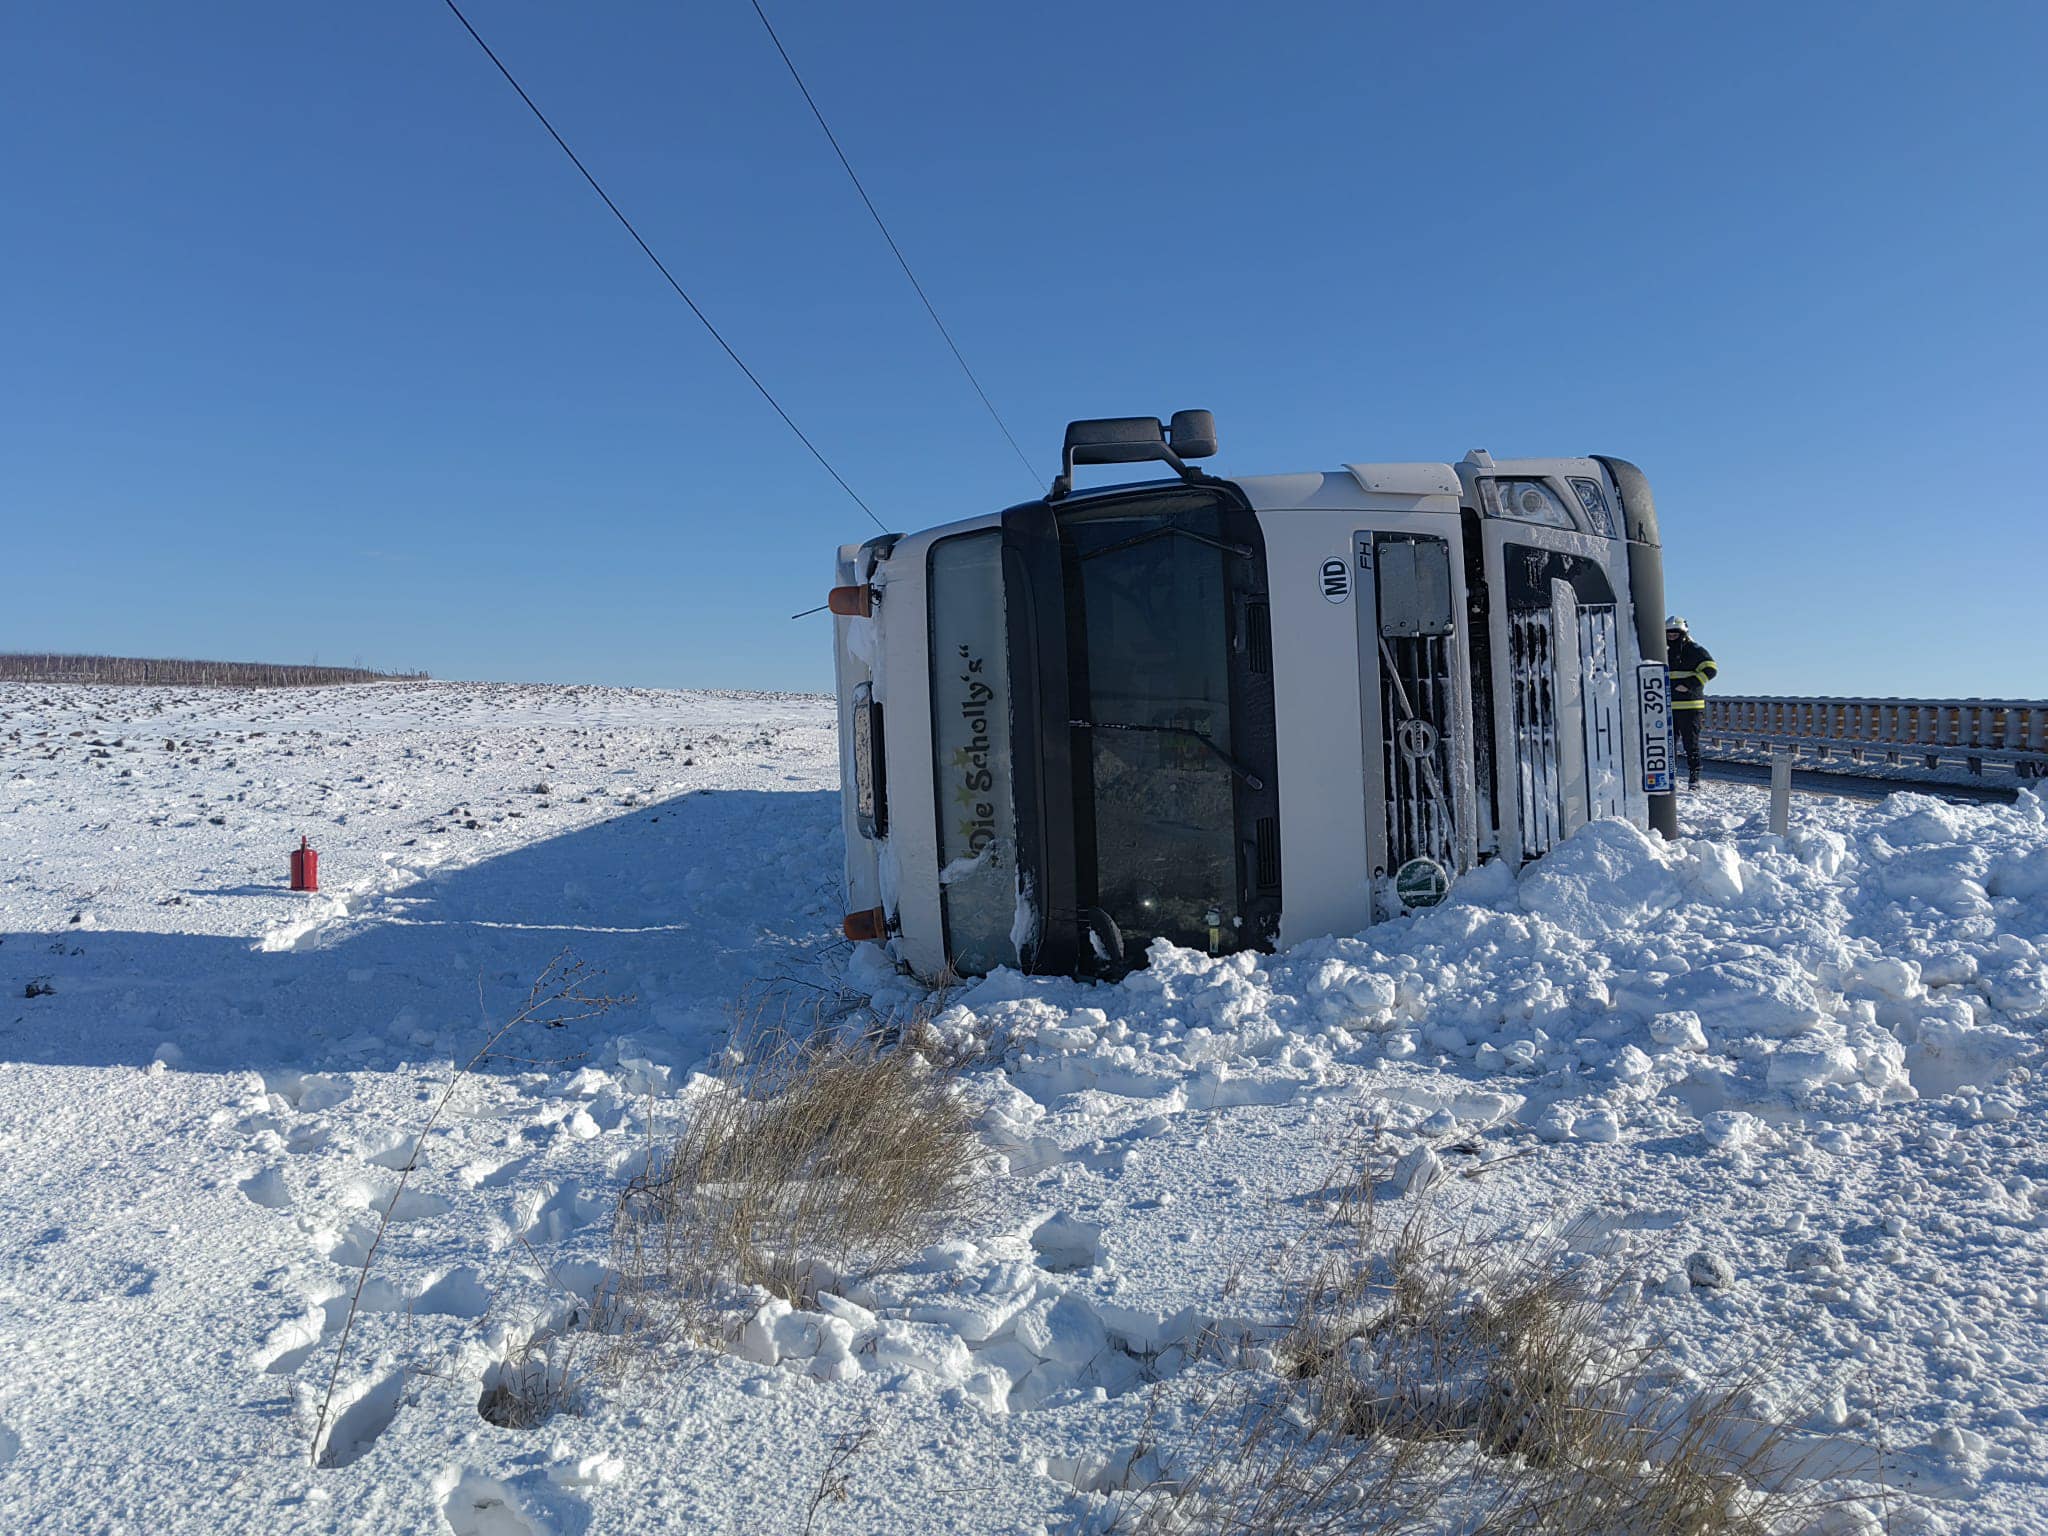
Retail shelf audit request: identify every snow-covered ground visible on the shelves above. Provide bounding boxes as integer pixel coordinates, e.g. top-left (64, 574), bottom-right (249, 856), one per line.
top-left (1, 681), bottom-right (2044, 1534)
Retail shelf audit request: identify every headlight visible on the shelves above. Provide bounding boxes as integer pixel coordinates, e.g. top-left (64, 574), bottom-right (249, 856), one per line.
top-left (1482, 478), bottom-right (1574, 528)
top-left (1568, 478), bottom-right (1616, 537)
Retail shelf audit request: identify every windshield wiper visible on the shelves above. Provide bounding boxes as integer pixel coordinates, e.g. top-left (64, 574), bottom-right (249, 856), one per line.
top-left (1077, 524), bottom-right (1253, 563)
top-left (1068, 718), bottom-right (1265, 790)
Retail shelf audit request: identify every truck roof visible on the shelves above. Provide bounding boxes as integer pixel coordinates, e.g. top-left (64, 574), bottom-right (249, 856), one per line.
top-left (850, 456), bottom-right (1625, 551)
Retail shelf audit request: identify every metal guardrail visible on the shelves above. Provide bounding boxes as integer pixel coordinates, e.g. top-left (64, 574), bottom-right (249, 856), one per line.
top-left (1703, 695), bottom-right (2048, 785)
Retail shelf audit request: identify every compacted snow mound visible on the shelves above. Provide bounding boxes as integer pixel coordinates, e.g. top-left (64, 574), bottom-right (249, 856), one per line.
top-left (3, 684), bottom-right (2046, 1533)
top-left (958, 798), bottom-right (2046, 1153)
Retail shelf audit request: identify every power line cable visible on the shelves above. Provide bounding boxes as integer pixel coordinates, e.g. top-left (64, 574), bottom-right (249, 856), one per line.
top-left (747, 0), bottom-right (1044, 488)
top-left (441, 0), bottom-right (886, 532)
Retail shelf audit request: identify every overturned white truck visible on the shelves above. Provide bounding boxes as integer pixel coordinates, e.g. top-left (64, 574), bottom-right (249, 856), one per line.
top-left (830, 412), bottom-right (1675, 981)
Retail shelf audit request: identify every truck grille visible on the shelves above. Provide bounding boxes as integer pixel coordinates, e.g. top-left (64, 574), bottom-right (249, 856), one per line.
top-left (1381, 632), bottom-right (1457, 869)
top-left (1511, 602), bottom-right (1624, 855)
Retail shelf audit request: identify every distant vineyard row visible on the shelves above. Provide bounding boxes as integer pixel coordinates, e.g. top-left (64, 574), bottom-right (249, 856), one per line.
top-left (0, 654), bottom-right (431, 687)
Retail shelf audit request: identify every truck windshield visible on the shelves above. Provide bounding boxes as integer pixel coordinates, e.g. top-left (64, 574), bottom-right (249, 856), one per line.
top-left (927, 531), bottom-right (1020, 973)
top-left (1064, 498), bottom-right (1243, 963)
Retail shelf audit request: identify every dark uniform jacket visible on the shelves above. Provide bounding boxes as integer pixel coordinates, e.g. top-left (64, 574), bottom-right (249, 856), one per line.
top-left (1669, 636), bottom-right (1718, 710)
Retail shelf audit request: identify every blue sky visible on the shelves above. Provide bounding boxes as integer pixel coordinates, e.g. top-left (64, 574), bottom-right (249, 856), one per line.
top-left (4, 1), bottom-right (2043, 697)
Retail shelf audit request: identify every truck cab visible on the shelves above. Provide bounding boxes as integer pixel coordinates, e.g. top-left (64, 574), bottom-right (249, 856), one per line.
top-left (831, 413), bottom-right (1673, 982)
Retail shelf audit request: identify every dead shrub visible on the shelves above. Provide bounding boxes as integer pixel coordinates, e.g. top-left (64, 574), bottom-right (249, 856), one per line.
top-left (609, 1023), bottom-right (982, 1344)
top-left (1098, 1192), bottom-right (1837, 1536)
top-left (478, 1321), bottom-right (582, 1430)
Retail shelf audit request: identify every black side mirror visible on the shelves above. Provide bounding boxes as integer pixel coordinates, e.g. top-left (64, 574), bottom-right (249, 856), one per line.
top-left (1168, 410), bottom-right (1217, 459)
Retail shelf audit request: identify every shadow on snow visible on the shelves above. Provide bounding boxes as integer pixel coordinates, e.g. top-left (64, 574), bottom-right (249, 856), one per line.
top-left (0, 789), bottom-right (847, 1080)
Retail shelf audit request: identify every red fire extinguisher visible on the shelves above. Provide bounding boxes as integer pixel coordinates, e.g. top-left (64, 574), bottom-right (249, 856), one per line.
top-left (290, 837), bottom-right (319, 893)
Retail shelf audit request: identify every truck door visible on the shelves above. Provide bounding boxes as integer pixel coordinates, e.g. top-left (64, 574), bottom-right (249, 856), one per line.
top-left (1353, 522), bottom-right (1478, 918)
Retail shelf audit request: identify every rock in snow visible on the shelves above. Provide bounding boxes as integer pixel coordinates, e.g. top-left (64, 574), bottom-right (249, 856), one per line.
top-left (1686, 1249), bottom-right (1736, 1290)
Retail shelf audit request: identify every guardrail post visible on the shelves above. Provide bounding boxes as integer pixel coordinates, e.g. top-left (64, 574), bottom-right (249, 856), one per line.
top-left (1769, 750), bottom-right (1792, 836)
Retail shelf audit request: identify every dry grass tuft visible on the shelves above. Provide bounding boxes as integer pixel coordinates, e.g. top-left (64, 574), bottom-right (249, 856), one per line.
top-left (608, 1020), bottom-right (983, 1347)
top-left (477, 1321), bottom-right (582, 1430)
top-left (1097, 1185), bottom-right (1832, 1536)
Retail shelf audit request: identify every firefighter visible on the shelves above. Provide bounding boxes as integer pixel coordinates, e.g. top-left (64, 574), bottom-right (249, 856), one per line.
top-left (1665, 615), bottom-right (1717, 790)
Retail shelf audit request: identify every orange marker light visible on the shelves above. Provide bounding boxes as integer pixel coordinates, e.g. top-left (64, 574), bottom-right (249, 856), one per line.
top-left (842, 907), bottom-right (888, 942)
top-left (827, 585), bottom-right (874, 617)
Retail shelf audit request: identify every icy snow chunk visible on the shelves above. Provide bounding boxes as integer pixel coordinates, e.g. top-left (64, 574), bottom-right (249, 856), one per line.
top-left (1305, 959), bottom-right (1398, 1023)
top-left (1701, 1110), bottom-right (1761, 1151)
top-left (1015, 1294), bottom-right (1110, 1370)
top-left (1987, 845), bottom-right (2048, 900)
top-left (1902, 1004), bottom-right (2029, 1097)
top-left (735, 1297), bottom-right (792, 1365)
top-left (1981, 956), bottom-right (2048, 1015)
top-left (910, 1239), bottom-right (981, 1273)
top-left (1790, 825), bottom-right (1850, 876)
top-left (548, 1449), bottom-right (624, 1489)
top-left (868, 1320), bottom-right (973, 1383)
top-left (1390, 1143), bottom-right (1444, 1196)
top-left (1533, 1105), bottom-right (1576, 1142)
top-left (1574, 1108), bottom-right (1620, 1142)
top-left (761, 1309), bottom-right (837, 1366)
top-left (1868, 845), bottom-right (1991, 914)
top-left (1767, 1043), bottom-right (1860, 1095)
top-left (907, 1288), bottom-right (1034, 1345)
top-left (437, 1470), bottom-right (537, 1536)
top-left (1424, 1023), bottom-right (1468, 1054)
top-left (1496, 1037), bottom-right (1540, 1072)
top-left (1789, 1236), bottom-right (1846, 1273)
top-left (612, 1058), bottom-right (672, 1098)
top-left (1456, 1089), bottom-right (1525, 1126)
top-left (980, 1080), bottom-right (1044, 1135)
top-left (1678, 840), bottom-right (1748, 904)
top-left (1877, 796), bottom-right (1968, 847)
top-left (961, 969), bottom-right (1036, 1007)
top-left (815, 1292), bottom-right (876, 1332)
top-left (809, 1314), bottom-right (858, 1376)
top-left (1009, 1359), bottom-right (1078, 1412)
top-left (264, 1069), bottom-right (352, 1112)
top-left (1851, 955), bottom-right (1922, 1002)
top-left (958, 1366), bottom-right (1012, 1416)
top-left (554, 1066), bottom-right (611, 1099)
top-left (1667, 958), bottom-right (1825, 1041)
top-left (1611, 1045), bottom-right (1654, 1083)
top-left (975, 1337), bottom-right (1041, 1387)
top-left (1449, 857), bottom-right (1518, 906)
top-left (1685, 1249), bottom-right (1735, 1290)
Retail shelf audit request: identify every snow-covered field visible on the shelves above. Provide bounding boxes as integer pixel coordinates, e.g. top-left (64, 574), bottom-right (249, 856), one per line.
top-left (1, 681), bottom-right (2044, 1534)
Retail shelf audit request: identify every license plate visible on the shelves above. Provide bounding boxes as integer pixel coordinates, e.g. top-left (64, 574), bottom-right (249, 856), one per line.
top-left (1636, 662), bottom-right (1673, 793)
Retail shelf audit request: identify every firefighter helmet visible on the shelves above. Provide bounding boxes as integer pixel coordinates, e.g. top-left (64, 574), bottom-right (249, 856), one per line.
top-left (1665, 615), bottom-right (1689, 634)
